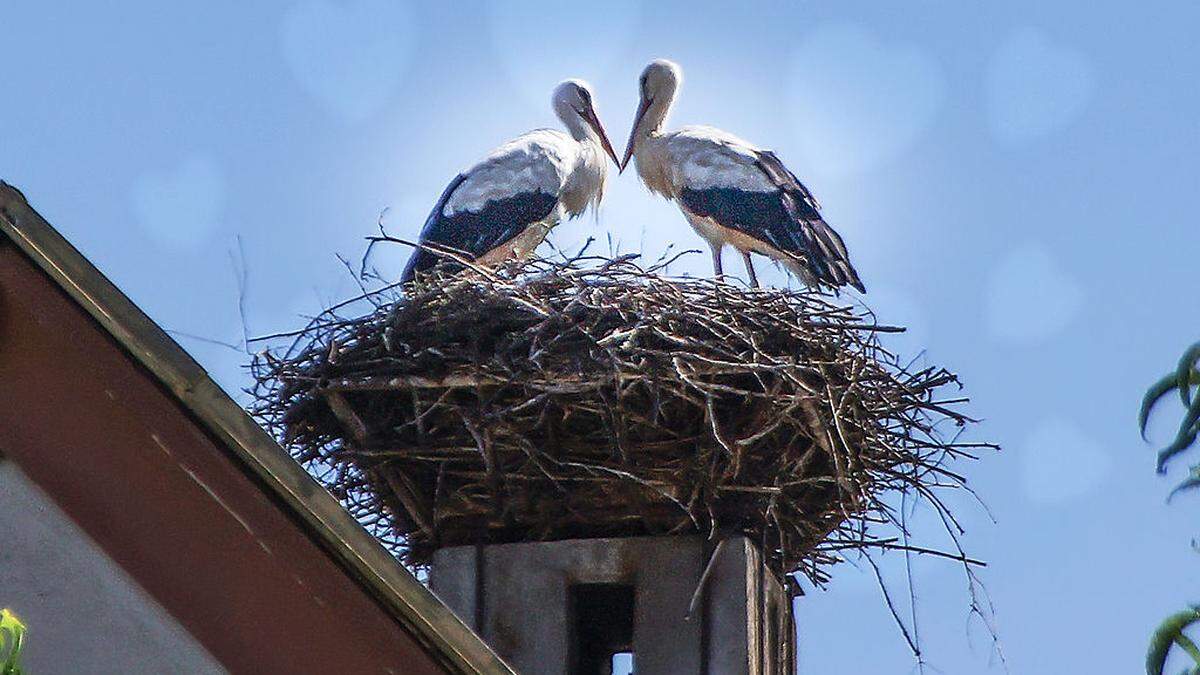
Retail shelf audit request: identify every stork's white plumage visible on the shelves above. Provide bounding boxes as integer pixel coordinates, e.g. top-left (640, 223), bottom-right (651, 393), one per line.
top-left (402, 80), bottom-right (618, 283)
top-left (621, 60), bottom-right (865, 292)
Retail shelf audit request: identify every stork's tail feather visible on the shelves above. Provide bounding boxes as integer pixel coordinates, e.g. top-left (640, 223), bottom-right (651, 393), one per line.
top-left (770, 176), bottom-right (865, 293)
top-left (799, 217), bottom-right (866, 293)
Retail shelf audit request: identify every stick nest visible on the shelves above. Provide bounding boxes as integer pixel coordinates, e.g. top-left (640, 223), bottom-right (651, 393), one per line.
top-left (251, 255), bottom-right (982, 585)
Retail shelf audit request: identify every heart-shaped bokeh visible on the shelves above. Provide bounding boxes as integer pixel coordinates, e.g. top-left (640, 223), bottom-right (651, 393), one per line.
top-left (281, 0), bottom-right (415, 123)
top-left (986, 27), bottom-right (1095, 144)
top-left (488, 0), bottom-right (640, 110)
top-left (985, 241), bottom-right (1084, 343)
top-left (789, 23), bottom-right (946, 178)
top-left (131, 154), bottom-right (227, 250)
top-left (1020, 418), bottom-right (1112, 504)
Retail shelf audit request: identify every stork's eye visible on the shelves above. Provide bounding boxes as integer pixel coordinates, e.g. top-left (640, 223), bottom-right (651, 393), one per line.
top-left (579, 89), bottom-right (591, 103)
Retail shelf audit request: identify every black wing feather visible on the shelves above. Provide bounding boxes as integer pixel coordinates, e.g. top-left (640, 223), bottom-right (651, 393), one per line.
top-left (755, 150), bottom-right (863, 292)
top-left (680, 151), bottom-right (864, 292)
top-left (401, 174), bottom-right (558, 283)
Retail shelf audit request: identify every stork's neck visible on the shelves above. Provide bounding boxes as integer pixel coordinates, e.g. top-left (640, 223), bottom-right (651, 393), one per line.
top-left (644, 95), bottom-right (673, 136)
top-left (631, 133), bottom-right (673, 198)
top-left (632, 92), bottom-right (674, 155)
top-left (556, 109), bottom-right (596, 145)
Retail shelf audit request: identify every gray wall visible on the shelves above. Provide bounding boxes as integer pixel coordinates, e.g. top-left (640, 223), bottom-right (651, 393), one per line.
top-left (0, 457), bottom-right (224, 674)
top-left (432, 536), bottom-right (794, 674)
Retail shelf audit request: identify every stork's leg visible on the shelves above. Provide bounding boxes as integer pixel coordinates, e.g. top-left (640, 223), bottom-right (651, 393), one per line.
top-left (741, 251), bottom-right (759, 288)
top-left (711, 245), bottom-right (724, 280)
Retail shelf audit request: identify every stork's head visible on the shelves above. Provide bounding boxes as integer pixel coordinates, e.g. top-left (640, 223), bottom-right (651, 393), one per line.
top-left (553, 80), bottom-right (619, 167)
top-left (621, 59), bottom-right (682, 172)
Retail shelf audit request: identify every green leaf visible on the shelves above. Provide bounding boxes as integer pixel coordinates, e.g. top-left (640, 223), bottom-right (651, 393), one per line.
top-left (0, 610), bottom-right (20, 635)
top-left (1168, 465), bottom-right (1200, 503)
top-left (1159, 428), bottom-right (1199, 474)
top-left (1158, 396), bottom-right (1200, 473)
top-left (1148, 606), bottom-right (1200, 675)
top-left (1142, 373), bottom-right (1182, 440)
top-left (0, 609), bottom-right (26, 675)
top-left (1176, 631), bottom-right (1200, 664)
top-left (1143, 371), bottom-right (1200, 441)
top-left (1176, 342), bottom-right (1200, 407)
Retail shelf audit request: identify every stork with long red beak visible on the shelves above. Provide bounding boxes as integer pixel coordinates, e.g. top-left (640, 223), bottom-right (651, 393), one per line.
top-left (402, 79), bottom-right (619, 283)
top-left (620, 60), bottom-right (864, 292)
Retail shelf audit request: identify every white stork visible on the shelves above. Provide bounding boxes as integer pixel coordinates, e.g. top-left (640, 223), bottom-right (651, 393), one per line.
top-left (402, 80), bottom-right (619, 283)
top-left (620, 60), bottom-right (865, 292)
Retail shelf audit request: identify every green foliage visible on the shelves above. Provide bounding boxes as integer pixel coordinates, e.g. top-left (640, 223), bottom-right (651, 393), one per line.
top-left (1143, 342), bottom-right (1200, 675)
top-left (1147, 607), bottom-right (1200, 675)
top-left (1140, 340), bottom-right (1200, 499)
top-left (0, 609), bottom-right (25, 675)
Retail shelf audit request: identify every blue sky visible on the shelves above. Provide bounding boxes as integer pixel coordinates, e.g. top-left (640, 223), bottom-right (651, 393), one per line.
top-left (4, 1), bottom-right (1200, 672)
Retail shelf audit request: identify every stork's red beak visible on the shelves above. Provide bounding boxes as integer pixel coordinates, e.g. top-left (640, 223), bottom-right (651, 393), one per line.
top-left (582, 105), bottom-right (620, 168)
top-left (620, 95), bottom-right (651, 173)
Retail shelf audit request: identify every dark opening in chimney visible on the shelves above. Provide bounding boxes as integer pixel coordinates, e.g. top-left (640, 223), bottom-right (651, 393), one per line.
top-left (570, 583), bottom-right (635, 674)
